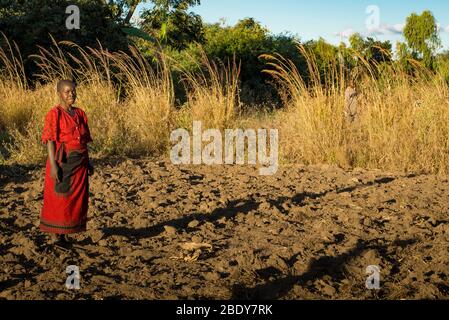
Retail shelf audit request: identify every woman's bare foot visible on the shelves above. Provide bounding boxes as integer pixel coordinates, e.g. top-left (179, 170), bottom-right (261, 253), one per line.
top-left (48, 233), bottom-right (69, 245)
top-left (59, 234), bottom-right (68, 243)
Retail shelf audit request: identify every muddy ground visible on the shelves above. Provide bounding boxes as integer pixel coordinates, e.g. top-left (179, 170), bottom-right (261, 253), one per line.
top-left (0, 158), bottom-right (448, 299)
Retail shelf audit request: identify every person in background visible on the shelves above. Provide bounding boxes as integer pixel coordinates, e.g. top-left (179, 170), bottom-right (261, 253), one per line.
top-left (344, 78), bottom-right (360, 124)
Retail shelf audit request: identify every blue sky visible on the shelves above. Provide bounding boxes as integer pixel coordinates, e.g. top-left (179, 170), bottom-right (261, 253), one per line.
top-left (136, 0), bottom-right (449, 50)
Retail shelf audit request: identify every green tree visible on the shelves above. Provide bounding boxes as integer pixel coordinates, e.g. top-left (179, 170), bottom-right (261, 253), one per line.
top-left (0, 0), bottom-right (130, 78)
top-left (104, 0), bottom-right (142, 24)
top-left (169, 18), bottom-right (304, 106)
top-left (349, 33), bottom-right (392, 65)
top-left (403, 10), bottom-right (441, 69)
top-left (139, 0), bottom-right (204, 50)
top-left (349, 33), bottom-right (365, 53)
top-left (396, 40), bottom-right (417, 73)
top-left (202, 18), bottom-right (303, 105)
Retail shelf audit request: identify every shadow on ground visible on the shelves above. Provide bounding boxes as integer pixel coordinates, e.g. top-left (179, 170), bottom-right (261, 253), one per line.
top-left (230, 238), bottom-right (417, 299)
top-left (102, 175), bottom-right (397, 240)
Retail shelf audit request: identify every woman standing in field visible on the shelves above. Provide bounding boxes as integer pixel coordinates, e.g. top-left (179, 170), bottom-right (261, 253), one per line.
top-left (40, 80), bottom-right (94, 244)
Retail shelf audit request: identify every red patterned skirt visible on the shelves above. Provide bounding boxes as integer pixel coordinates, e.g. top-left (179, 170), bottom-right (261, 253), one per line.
top-left (40, 148), bottom-right (89, 234)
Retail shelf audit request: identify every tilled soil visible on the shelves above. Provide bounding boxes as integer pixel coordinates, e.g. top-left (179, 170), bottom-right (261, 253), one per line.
top-left (0, 158), bottom-right (448, 299)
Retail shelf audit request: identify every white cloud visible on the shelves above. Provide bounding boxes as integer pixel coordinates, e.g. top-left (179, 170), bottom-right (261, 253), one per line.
top-left (367, 22), bottom-right (449, 35)
top-left (367, 23), bottom-right (404, 36)
top-left (432, 23), bottom-right (449, 34)
top-left (390, 23), bottom-right (405, 34)
top-left (335, 22), bottom-right (404, 40)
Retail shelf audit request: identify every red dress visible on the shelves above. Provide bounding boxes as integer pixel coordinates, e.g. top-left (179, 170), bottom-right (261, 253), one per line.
top-left (40, 105), bottom-right (93, 234)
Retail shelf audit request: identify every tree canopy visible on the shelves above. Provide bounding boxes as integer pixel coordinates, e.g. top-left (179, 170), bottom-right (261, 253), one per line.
top-left (0, 0), bottom-right (130, 77)
top-left (403, 10), bottom-right (441, 68)
top-left (139, 0), bottom-right (204, 50)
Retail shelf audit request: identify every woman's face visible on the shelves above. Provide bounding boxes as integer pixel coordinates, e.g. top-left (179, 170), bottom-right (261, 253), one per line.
top-left (58, 84), bottom-right (77, 107)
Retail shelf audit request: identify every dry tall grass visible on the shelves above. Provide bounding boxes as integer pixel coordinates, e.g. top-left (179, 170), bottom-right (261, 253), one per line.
top-left (0, 37), bottom-right (241, 164)
top-left (174, 48), bottom-right (242, 130)
top-left (1, 35), bottom-right (448, 174)
top-left (262, 43), bottom-right (449, 174)
top-left (0, 36), bottom-right (177, 163)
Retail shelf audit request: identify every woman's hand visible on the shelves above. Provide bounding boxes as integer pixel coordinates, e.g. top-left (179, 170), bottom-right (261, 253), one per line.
top-left (47, 141), bottom-right (60, 183)
top-left (50, 161), bottom-right (61, 183)
top-left (88, 159), bottom-right (94, 176)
